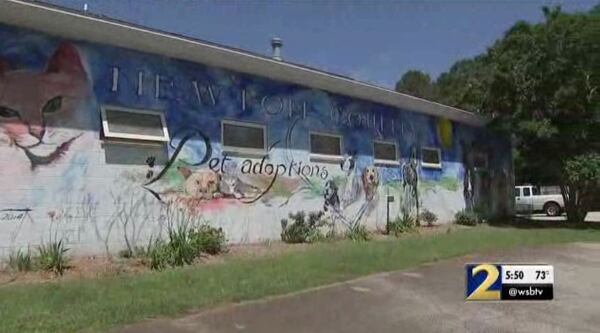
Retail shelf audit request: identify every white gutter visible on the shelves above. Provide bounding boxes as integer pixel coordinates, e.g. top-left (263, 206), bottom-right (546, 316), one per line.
top-left (0, 0), bottom-right (487, 126)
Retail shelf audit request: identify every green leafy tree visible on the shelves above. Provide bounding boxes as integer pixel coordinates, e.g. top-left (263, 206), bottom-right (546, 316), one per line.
top-left (396, 6), bottom-right (599, 221)
top-left (395, 70), bottom-right (435, 100)
top-left (482, 6), bottom-right (600, 222)
top-left (435, 56), bottom-right (491, 112)
top-left (564, 154), bottom-right (600, 221)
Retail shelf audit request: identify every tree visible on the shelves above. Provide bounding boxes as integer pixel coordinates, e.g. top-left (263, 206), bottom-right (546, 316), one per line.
top-left (395, 70), bottom-right (435, 100)
top-left (435, 56), bottom-right (491, 112)
top-left (591, 3), bottom-right (600, 16)
top-left (482, 6), bottom-right (600, 222)
top-left (394, 6), bottom-right (599, 222)
top-left (563, 154), bottom-right (600, 221)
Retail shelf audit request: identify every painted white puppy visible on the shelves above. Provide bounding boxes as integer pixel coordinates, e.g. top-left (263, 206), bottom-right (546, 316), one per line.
top-left (340, 153), bottom-right (360, 208)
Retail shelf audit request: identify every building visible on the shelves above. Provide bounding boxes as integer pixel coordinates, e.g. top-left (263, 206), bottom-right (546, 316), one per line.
top-left (0, 0), bottom-right (513, 257)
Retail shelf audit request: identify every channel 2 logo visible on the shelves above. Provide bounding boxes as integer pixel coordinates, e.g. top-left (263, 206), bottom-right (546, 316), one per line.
top-left (465, 264), bottom-right (554, 301)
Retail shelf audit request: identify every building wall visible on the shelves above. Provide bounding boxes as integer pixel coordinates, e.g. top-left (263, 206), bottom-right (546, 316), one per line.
top-left (0, 24), bottom-right (513, 257)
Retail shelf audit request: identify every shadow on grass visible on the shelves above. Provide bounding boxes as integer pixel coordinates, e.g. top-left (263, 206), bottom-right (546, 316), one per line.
top-left (489, 216), bottom-right (600, 230)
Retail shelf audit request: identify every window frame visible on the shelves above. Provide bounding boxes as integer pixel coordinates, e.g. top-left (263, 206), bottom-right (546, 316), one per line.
top-left (309, 131), bottom-right (343, 163)
top-left (100, 105), bottom-right (169, 142)
top-left (221, 119), bottom-right (268, 156)
top-left (421, 146), bottom-right (442, 169)
top-left (373, 140), bottom-right (399, 166)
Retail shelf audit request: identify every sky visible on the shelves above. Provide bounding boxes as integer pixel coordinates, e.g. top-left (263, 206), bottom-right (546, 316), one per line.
top-left (43, 0), bottom-right (597, 89)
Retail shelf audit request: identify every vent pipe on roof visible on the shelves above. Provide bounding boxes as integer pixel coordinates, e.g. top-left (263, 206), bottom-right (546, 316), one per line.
top-left (271, 37), bottom-right (283, 61)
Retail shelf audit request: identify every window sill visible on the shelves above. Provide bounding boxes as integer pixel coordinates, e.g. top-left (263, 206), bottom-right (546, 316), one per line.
top-left (374, 159), bottom-right (400, 167)
top-left (101, 137), bottom-right (167, 147)
top-left (222, 147), bottom-right (268, 159)
top-left (421, 162), bottom-right (442, 169)
top-left (310, 154), bottom-right (344, 164)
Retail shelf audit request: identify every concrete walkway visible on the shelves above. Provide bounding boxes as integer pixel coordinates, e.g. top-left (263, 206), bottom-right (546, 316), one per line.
top-left (518, 211), bottom-right (600, 222)
top-left (117, 243), bottom-right (600, 333)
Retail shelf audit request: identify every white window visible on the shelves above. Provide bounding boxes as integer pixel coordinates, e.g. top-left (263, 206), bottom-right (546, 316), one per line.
top-left (421, 147), bottom-right (442, 169)
top-left (101, 106), bottom-right (169, 142)
top-left (373, 140), bottom-right (399, 165)
top-left (221, 120), bottom-right (267, 155)
top-left (309, 132), bottom-right (342, 162)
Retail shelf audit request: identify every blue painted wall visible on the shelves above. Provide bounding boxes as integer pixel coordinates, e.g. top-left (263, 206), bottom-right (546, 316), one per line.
top-left (0, 23), bottom-right (512, 256)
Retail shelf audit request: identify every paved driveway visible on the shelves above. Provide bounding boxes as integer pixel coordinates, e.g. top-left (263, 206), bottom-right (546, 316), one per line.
top-left (518, 211), bottom-right (600, 222)
top-left (118, 243), bottom-right (600, 333)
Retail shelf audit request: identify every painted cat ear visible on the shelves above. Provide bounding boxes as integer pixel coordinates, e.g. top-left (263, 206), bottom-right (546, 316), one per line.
top-left (177, 166), bottom-right (192, 179)
top-left (45, 42), bottom-right (85, 75)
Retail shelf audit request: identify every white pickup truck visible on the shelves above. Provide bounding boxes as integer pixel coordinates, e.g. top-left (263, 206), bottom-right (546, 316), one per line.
top-left (515, 185), bottom-right (564, 216)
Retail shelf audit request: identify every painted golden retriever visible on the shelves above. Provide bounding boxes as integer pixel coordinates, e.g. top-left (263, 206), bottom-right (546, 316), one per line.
top-left (361, 166), bottom-right (379, 201)
top-left (177, 166), bottom-right (222, 200)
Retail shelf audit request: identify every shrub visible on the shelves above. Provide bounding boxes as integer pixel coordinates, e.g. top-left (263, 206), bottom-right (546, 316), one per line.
top-left (454, 210), bottom-right (480, 226)
top-left (140, 206), bottom-right (225, 270)
top-left (189, 224), bottom-right (227, 255)
top-left (147, 221), bottom-right (196, 270)
top-left (7, 249), bottom-right (32, 272)
top-left (388, 215), bottom-right (416, 236)
top-left (145, 239), bottom-right (171, 271)
top-left (346, 224), bottom-right (370, 241)
top-left (420, 209), bottom-right (438, 226)
top-left (280, 211), bottom-right (326, 243)
top-left (117, 246), bottom-right (147, 259)
top-left (36, 240), bottom-right (69, 276)
top-left (166, 221), bottom-right (197, 266)
top-left (144, 221), bottom-right (227, 270)
top-left (117, 249), bottom-right (131, 259)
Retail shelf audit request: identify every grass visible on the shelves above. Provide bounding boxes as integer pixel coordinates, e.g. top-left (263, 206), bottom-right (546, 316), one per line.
top-left (1, 225), bottom-right (600, 332)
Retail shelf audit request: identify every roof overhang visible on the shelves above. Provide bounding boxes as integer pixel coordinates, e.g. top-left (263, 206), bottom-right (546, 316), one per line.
top-left (0, 0), bottom-right (487, 126)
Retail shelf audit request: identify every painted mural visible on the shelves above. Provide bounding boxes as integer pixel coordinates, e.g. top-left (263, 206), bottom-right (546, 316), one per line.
top-left (0, 23), bottom-right (513, 257)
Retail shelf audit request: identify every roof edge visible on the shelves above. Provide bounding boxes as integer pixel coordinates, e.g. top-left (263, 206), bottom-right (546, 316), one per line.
top-left (0, 0), bottom-right (488, 126)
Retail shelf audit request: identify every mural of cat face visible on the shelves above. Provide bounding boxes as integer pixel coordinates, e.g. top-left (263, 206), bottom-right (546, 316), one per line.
top-left (0, 42), bottom-right (89, 169)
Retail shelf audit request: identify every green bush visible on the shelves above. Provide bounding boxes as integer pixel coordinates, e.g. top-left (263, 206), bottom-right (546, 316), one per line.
top-left (389, 215), bottom-right (416, 236)
top-left (7, 249), bottom-right (33, 272)
top-left (145, 239), bottom-right (171, 271)
top-left (146, 223), bottom-right (195, 270)
top-left (454, 210), bottom-right (480, 226)
top-left (420, 209), bottom-right (438, 226)
top-left (280, 211), bottom-right (326, 243)
top-left (36, 240), bottom-right (69, 276)
top-left (167, 221), bottom-right (197, 266)
top-left (144, 222), bottom-right (227, 270)
top-left (189, 225), bottom-right (226, 255)
top-left (117, 246), bottom-right (148, 259)
top-left (346, 224), bottom-right (370, 241)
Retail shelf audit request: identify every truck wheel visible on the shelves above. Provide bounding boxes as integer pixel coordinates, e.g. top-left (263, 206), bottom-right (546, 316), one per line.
top-left (544, 202), bottom-right (560, 217)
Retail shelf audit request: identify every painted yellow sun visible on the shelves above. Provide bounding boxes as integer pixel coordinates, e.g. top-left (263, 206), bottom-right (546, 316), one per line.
top-left (437, 118), bottom-right (453, 149)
